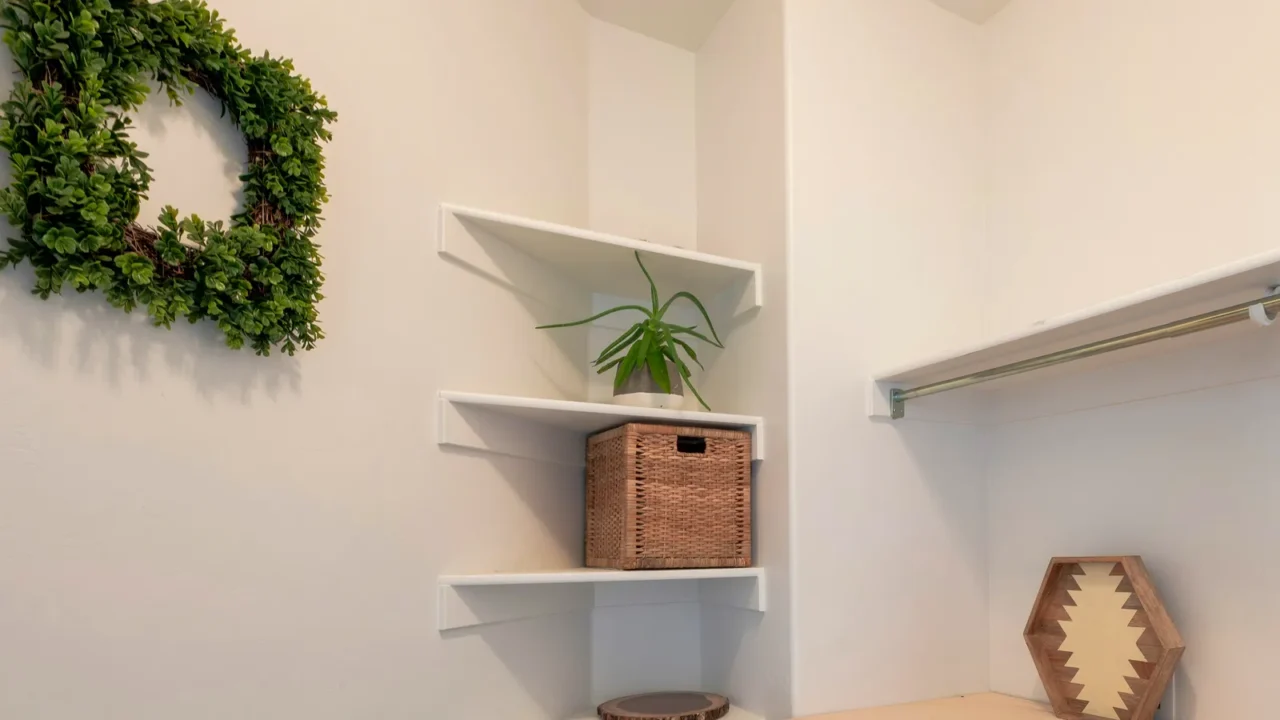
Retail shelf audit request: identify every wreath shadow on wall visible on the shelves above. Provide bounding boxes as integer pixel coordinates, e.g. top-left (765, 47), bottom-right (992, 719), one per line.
top-left (0, 0), bottom-right (337, 367)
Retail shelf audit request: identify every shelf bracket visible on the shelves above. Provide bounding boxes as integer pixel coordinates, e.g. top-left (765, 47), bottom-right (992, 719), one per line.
top-left (437, 394), bottom-right (586, 466)
top-left (438, 583), bottom-right (594, 632)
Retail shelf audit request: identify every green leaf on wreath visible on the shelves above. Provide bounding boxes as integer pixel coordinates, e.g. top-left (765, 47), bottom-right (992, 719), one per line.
top-left (0, 0), bottom-right (336, 356)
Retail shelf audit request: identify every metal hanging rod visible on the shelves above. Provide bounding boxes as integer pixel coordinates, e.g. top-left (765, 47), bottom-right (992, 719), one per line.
top-left (888, 292), bottom-right (1280, 419)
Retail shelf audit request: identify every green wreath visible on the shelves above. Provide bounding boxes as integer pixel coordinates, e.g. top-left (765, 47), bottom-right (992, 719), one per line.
top-left (0, 0), bottom-right (336, 355)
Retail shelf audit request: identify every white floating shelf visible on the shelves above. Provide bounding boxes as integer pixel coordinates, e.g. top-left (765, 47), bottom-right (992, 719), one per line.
top-left (438, 568), bottom-right (766, 631)
top-left (438, 203), bottom-right (763, 314)
top-left (438, 391), bottom-right (765, 464)
top-left (441, 567), bottom-right (764, 586)
top-left (870, 248), bottom-right (1280, 418)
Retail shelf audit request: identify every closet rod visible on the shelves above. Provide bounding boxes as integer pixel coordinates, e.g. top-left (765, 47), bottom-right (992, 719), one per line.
top-left (888, 292), bottom-right (1280, 419)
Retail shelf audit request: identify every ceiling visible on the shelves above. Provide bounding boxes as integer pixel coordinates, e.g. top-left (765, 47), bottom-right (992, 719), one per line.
top-left (928, 0), bottom-right (1015, 23)
top-left (577, 0), bottom-right (736, 51)
top-left (579, 1), bottom-right (1013, 51)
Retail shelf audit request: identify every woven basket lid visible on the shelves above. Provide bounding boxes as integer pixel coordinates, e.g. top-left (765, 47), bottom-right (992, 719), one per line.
top-left (598, 692), bottom-right (729, 720)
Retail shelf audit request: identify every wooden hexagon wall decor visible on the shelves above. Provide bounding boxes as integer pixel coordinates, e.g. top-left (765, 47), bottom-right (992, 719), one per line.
top-left (1024, 556), bottom-right (1185, 720)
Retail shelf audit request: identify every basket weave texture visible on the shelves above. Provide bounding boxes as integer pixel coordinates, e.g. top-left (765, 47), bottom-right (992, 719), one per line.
top-left (586, 423), bottom-right (752, 570)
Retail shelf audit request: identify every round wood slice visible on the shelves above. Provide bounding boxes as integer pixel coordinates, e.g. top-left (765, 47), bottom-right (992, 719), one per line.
top-left (598, 692), bottom-right (729, 720)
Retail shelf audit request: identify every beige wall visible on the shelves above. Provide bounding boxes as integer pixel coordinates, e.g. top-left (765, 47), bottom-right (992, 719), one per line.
top-left (696, 0), bottom-right (791, 717)
top-left (22, 0), bottom-right (1276, 716)
top-left (984, 0), bottom-right (1280, 337)
top-left (785, 0), bottom-right (989, 715)
top-left (786, 1), bottom-right (1280, 715)
top-left (588, 17), bottom-right (698, 249)
top-left (0, 0), bottom-right (801, 717)
top-left (0, 1), bottom-right (594, 718)
top-left (983, 2), bottom-right (1280, 717)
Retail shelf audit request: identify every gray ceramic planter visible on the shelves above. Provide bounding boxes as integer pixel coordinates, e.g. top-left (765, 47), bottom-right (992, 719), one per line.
top-left (613, 362), bottom-right (685, 409)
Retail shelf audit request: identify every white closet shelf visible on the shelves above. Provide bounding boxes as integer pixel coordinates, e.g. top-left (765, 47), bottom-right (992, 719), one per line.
top-left (438, 391), bottom-right (765, 464)
top-left (869, 248), bottom-right (1280, 417)
top-left (438, 203), bottom-right (763, 312)
top-left (437, 568), bottom-right (766, 631)
top-left (440, 567), bottom-right (764, 586)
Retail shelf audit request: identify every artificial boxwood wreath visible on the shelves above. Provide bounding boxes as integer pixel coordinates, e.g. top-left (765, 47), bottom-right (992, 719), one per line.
top-left (0, 0), bottom-right (336, 355)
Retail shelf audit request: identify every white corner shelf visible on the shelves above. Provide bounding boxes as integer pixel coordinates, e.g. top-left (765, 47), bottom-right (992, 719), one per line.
top-left (438, 203), bottom-right (763, 313)
top-left (441, 567), bottom-right (764, 586)
top-left (869, 248), bottom-right (1280, 418)
top-left (438, 567), bottom-right (766, 631)
top-left (438, 391), bottom-right (765, 464)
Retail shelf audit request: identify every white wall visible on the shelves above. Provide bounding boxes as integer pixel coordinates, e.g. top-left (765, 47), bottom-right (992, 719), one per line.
top-left (984, 0), bottom-right (1280, 337)
top-left (0, 1), bottom-right (597, 718)
top-left (588, 18), bottom-right (698, 249)
top-left (592, 601), bottom-right (704, 704)
top-left (696, 1), bottom-right (791, 718)
top-left (21, 0), bottom-right (1273, 717)
top-left (986, 345), bottom-right (1280, 720)
top-left (581, 15), bottom-right (722, 709)
top-left (586, 2), bottom-right (796, 711)
top-left (785, 0), bottom-right (990, 715)
top-left (0, 1), bottom-right (806, 717)
top-left (983, 2), bottom-right (1280, 718)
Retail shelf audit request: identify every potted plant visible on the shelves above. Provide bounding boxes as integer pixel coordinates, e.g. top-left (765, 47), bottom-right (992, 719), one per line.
top-left (537, 252), bottom-right (723, 410)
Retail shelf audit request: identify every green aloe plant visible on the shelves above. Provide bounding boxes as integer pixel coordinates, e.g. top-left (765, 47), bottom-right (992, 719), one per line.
top-left (537, 251), bottom-right (723, 410)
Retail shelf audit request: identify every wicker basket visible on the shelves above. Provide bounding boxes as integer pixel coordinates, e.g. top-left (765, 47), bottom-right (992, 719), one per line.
top-left (586, 423), bottom-right (752, 570)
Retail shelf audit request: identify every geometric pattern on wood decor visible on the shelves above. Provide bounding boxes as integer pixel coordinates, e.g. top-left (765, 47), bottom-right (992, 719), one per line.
top-left (1024, 556), bottom-right (1185, 720)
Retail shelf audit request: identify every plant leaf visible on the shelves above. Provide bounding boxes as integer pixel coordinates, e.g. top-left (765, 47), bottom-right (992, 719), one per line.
top-left (669, 324), bottom-right (724, 349)
top-left (596, 357), bottom-right (624, 374)
top-left (670, 336), bottom-right (703, 369)
top-left (594, 323), bottom-right (642, 365)
top-left (595, 332), bottom-right (640, 366)
top-left (647, 341), bottom-right (671, 393)
top-left (658, 291), bottom-right (722, 346)
top-left (670, 354), bottom-right (710, 410)
top-left (684, 376), bottom-right (711, 411)
top-left (634, 251), bottom-right (660, 314)
top-left (633, 330), bottom-right (652, 374)
top-left (615, 341), bottom-right (643, 389)
top-left (659, 343), bottom-right (690, 393)
top-left (619, 329), bottom-right (654, 391)
top-left (0, 1), bottom-right (338, 356)
top-left (537, 304), bottom-right (651, 330)
top-left (662, 335), bottom-right (702, 373)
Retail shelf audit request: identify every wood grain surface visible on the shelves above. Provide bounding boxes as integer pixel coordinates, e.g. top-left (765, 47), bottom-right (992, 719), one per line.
top-left (1023, 557), bottom-right (1184, 720)
top-left (794, 693), bottom-right (1055, 719)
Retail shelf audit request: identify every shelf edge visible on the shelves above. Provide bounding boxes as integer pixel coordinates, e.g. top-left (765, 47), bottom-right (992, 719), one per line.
top-left (438, 203), bottom-right (764, 313)
top-left (873, 246), bottom-right (1280, 384)
top-left (438, 391), bottom-right (766, 463)
top-left (442, 202), bottom-right (763, 273)
top-left (437, 569), bottom-right (766, 631)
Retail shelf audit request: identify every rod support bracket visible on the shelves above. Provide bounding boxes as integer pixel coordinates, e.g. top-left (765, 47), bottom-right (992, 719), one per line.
top-left (890, 389), bottom-right (906, 419)
top-left (867, 380), bottom-right (906, 419)
top-left (1248, 285), bottom-right (1280, 327)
